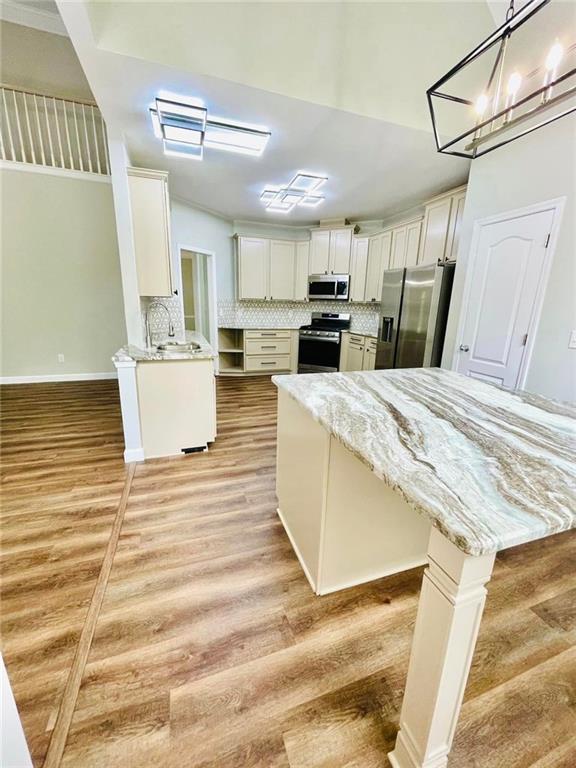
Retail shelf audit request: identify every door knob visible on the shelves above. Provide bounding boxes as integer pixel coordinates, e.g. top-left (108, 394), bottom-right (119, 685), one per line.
top-left (459, 344), bottom-right (470, 352)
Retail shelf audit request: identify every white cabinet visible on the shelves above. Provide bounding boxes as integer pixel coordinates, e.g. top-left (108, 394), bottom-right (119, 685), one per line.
top-left (269, 240), bottom-right (296, 300)
top-left (346, 337), bottom-right (365, 371)
top-left (418, 186), bottom-right (467, 266)
top-left (365, 231), bottom-right (391, 303)
top-left (405, 220), bottom-right (422, 267)
top-left (389, 219), bottom-right (422, 270)
top-left (238, 237), bottom-right (270, 299)
top-left (362, 337), bottom-right (377, 371)
top-left (341, 333), bottom-right (377, 371)
top-left (128, 167), bottom-right (173, 297)
top-left (294, 241), bottom-right (310, 302)
top-left (309, 230), bottom-right (331, 274)
top-left (350, 238), bottom-right (369, 302)
top-left (309, 228), bottom-right (353, 274)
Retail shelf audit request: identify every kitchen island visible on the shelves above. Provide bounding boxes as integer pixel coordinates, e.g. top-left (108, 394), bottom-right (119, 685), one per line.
top-left (273, 368), bottom-right (575, 768)
top-left (113, 331), bottom-right (217, 461)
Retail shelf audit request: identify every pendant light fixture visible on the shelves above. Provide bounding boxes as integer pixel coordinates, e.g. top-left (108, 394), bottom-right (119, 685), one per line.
top-left (427, 0), bottom-right (576, 158)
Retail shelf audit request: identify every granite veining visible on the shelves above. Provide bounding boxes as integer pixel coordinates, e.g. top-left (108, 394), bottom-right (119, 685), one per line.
top-left (273, 368), bottom-right (576, 556)
top-left (113, 331), bottom-right (216, 363)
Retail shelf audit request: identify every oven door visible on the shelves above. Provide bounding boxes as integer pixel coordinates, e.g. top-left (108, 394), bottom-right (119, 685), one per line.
top-left (308, 277), bottom-right (336, 301)
top-left (298, 335), bottom-right (341, 373)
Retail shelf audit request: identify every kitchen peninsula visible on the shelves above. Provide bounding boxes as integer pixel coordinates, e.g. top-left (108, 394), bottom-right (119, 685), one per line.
top-left (113, 331), bottom-right (217, 461)
top-left (273, 368), bottom-right (575, 768)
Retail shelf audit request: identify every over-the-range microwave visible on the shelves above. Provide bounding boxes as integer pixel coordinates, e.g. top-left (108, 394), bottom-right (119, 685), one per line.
top-left (308, 274), bottom-right (350, 301)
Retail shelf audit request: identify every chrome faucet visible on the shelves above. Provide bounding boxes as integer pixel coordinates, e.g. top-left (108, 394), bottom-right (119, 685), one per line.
top-left (145, 301), bottom-right (175, 349)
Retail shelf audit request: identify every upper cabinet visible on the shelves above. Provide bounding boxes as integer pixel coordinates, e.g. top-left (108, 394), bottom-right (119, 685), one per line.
top-left (309, 227), bottom-right (353, 274)
top-left (390, 219), bottom-right (422, 269)
top-left (128, 167), bottom-right (173, 297)
top-left (364, 231), bottom-right (392, 303)
top-left (349, 237), bottom-right (369, 302)
top-left (237, 236), bottom-right (306, 301)
top-left (418, 186), bottom-right (467, 266)
top-left (238, 237), bottom-right (270, 299)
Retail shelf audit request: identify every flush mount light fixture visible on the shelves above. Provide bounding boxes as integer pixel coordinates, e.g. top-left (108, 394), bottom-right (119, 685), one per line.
top-left (428, 0), bottom-right (576, 158)
top-left (150, 96), bottom-right (270, 160)
top-left (260, 172), bottom-right (328, 213)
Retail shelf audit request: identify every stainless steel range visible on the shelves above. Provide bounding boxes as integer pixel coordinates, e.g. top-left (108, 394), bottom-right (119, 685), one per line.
top-left (298, 312), bottom-right (351, 374)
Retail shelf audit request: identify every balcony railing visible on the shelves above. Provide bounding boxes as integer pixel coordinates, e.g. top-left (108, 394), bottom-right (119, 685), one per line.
top-left (0, 85), bottom-right (110, 175)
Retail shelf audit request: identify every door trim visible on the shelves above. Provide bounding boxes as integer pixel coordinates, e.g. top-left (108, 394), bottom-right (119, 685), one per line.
top-left (452, 196), bottom-right (565, 389)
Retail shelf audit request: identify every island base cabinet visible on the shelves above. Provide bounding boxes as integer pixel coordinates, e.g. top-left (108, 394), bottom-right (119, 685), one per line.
top-left (389, 528), bottom-right (495, 768)
top-left (137, 360), bottom-right (216, 459)
top-left (276, 390), bottom-right (430, 594)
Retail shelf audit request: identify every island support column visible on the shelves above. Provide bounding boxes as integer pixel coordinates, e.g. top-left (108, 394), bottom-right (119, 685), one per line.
top-left (389, 527), bottom-right (496, 768)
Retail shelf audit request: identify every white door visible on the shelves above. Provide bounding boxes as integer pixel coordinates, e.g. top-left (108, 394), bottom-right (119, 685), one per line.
top-left (238, 237), bottom-right (269, 299)
top-left (456, 208), bottom-right (554, 388)
top-left (309, 230), bottom-right (330, 274)
top-left (294, 241), bottom-right (310, 302)
top-left (329, 229), bottom-right (352, 273)
top-left (269, 240), bottom-right (296, 300)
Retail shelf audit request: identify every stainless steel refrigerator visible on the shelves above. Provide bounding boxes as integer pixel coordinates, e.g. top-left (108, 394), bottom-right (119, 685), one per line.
top-left (375, 262), bottom-right (455, 370)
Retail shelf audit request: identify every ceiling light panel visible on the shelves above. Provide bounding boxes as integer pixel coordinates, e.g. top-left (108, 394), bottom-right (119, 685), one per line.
top-left (260, 172), bottom-right (328, 212)
top-left (150, 95), bottom-right (270, 160)
top-left (162, 140), bottom-right (204, 160)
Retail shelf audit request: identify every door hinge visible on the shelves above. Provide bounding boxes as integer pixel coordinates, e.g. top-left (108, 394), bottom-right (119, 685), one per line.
top-left (522, 333), bottom-right (528, 346)
top-left (544, 233), bottom-right (551, 248)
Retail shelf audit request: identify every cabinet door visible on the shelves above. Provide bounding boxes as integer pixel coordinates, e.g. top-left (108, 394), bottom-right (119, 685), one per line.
top-left (129, 172), bottom-right (172, 297)
top-left (362, 338), bottom-right (377, 370)
top-left (294, 241), bottom-right (310, 302)
top-left (329, 228), bottom-right (352, 274)
top-left (309, 230), bottom-right (331, 274)
top-left (418, 197), bottom-right (453, 266)
top-left (365, 232), bottom-right (391, 303)
top-left (405, 220), bottom-right (422, 267)
top-left (347, 342), bottom-right (365, 371)
top-left (349, 238), bottom-right (369, 302)
top-left (445, 190), bottom-right (466, 262)
top-left (269, 240), bottom-right (296, 300)
top-left (390, 226), bottom-right (407, 269)
top-left (238, 237), bottom-right (269, 299)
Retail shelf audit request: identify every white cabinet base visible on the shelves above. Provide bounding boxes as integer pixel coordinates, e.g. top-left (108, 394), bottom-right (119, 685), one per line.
top-left (136, 360), bottom-right (216, 459)
top-left (276, 390), bottom-right (430, 594)
top-left (389, 528), bottom-right (495, 768)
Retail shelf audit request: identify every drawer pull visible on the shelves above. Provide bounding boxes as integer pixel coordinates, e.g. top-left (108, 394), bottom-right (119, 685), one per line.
top-left (261, 345), bottom-right (277, 349)
top-left (261, 332), bottom-right (277, 336)
top-left (261, 361), bottom-right (277, 366)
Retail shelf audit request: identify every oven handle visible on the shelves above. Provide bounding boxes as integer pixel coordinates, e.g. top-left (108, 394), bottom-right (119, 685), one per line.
top-left (298, 336), bottom-right (340, 344)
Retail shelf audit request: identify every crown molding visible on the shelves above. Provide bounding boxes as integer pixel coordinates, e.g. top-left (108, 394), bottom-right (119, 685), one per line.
top-left (0, 0), bottom-right (68, 37)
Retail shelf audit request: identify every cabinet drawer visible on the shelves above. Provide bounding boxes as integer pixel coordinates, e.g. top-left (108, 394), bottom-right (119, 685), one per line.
top-left (349, 334), bottom-right (365, 346)
top-left (245, 355), bottom-right (291, 372)
top-left (245, 329), bottom-right (291, 340)
top-left (245, 339), bottom-right (291, 356)
top-left (365, 337), bottom-right (377, 350)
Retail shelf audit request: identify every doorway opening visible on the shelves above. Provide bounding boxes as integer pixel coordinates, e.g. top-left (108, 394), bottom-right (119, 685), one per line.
top-left (177, 246), bottom-right (218, 354)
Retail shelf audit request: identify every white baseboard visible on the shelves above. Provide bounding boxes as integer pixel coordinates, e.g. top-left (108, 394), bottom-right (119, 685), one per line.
top-left (124, 447), bottom-right (145, 463)
top-left (276, 506), bottom-right (318, 594)
top-left (0, 372), bottom-right (118, 384)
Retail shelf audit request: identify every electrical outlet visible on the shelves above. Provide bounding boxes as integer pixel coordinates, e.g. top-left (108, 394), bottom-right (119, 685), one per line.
top-left (57, 353), bottom-right (65, 363)
top-left (569, 331), bottom-right (576, 350)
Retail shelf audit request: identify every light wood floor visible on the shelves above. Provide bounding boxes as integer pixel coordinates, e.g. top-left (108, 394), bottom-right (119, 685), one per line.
top-left (1, 377), bottom-right (575, 768)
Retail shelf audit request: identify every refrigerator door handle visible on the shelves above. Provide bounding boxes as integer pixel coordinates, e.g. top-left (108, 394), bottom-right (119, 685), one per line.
top-left (380, 316), bottom-right (394, 343)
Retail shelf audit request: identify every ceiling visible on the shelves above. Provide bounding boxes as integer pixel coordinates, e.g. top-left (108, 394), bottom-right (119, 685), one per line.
top-left (55, 1), bottom-right (502, 224)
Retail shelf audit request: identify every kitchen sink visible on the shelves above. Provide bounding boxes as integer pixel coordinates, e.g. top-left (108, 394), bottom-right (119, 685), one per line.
top-left (156, 341), bottom-right (201, 353)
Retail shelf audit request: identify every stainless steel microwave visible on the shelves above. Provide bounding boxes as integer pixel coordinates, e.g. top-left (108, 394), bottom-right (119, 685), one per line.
top-left (308, 274), bottom-right (350, 301)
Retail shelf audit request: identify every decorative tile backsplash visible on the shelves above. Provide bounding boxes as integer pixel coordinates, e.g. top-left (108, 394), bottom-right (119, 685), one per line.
top-left (141, 296), bottom-right (185, 344)
top-left (218, 299), bottom-right (380, 335)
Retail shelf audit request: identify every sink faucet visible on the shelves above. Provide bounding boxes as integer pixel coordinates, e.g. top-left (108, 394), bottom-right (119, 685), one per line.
top-left (145, 301), bottom-right (175, 349)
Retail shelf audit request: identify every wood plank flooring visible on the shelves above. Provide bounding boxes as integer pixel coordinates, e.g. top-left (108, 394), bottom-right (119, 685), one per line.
top-left (1, 376), bottom-right (575, 768)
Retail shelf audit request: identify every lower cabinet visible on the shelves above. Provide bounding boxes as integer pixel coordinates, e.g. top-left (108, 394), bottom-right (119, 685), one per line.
top-left (340, 333), bottom-right (377, 372)
top-left (218, 328), bottom-right (297, 375)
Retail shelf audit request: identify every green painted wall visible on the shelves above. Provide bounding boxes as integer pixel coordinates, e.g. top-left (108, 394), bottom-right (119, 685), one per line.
top-left (0, 168), bottom-right (126, 377)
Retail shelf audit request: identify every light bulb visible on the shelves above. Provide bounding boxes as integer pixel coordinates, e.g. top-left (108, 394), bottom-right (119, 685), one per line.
top-left (507, 72), bottom-right (522, 96)
top-left (474, 93), bottom-right (489, 117)
top-left (545, 42), bottom-right (563, 71)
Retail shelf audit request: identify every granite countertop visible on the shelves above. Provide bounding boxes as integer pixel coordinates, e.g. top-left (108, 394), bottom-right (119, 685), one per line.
top-left (273, 368), bottom-right (576, 556)
top-left (113, 331), bottom-right (216, 363)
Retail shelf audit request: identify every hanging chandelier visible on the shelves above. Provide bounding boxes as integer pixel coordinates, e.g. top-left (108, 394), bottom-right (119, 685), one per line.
top-left (427, 0), bottom-right (576, 158)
